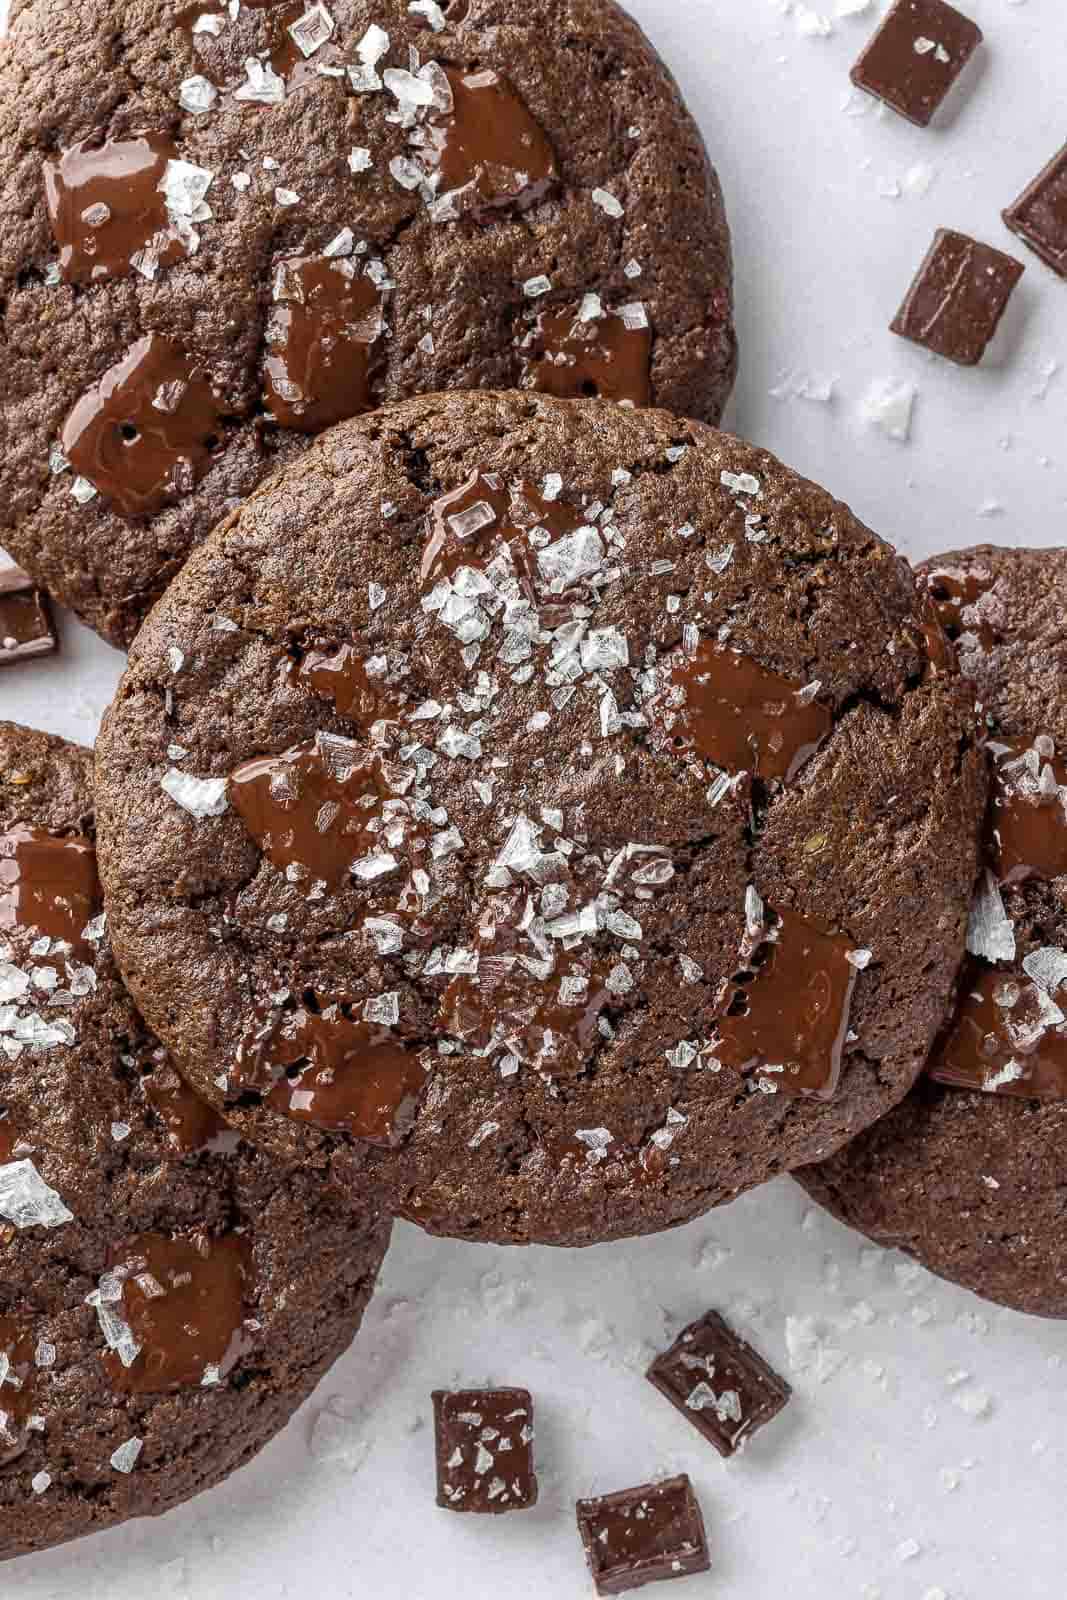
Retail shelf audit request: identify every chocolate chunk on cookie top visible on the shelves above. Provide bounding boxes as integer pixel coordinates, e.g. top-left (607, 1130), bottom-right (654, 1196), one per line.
top-left (799, 546), bottom-right (1067, 1320)
top-left (432, 1388), bottom-right (537, 1512)
top-left (0, 570), bottom-right (57, 667)
top-left (0, 0), bottom-right (736, 649)
top-left (95, 393), bottom-right (984, 1247)
top-left (0, 722), bottom-right (391, 1559)
top-left (576, 1474), bottom-right (710, 1595)
top-left (1003, 144), bottom-right (1067, 279)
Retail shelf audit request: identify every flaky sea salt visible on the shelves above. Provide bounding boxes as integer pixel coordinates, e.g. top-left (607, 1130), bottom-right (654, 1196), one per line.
top-left (160, 768), bottom-right (229, 818)
top-left (0, 1159), bottom-right (73, 1229)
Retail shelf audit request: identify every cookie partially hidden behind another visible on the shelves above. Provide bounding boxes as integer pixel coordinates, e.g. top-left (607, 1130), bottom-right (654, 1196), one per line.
top-left (0, 722), bottom-right (391, 1559)
top-left (799, 546), bottom-right (1067, 1320)
top-left (95, 391), bottom-right (984, 1248)
top-left (0, 0), bottom-right (736, 647)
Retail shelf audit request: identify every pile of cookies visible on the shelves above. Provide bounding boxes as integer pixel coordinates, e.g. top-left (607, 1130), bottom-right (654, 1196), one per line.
top-left (1, 0), bottom-right (1064, 1588)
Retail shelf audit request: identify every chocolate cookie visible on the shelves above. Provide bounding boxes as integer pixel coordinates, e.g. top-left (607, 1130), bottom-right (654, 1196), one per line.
top-left (0, 0), bottom-right (735, 648)
top-left (94, 391), bottom-right (984, 1247)
top-left (0, 720), bottom-right (391, 1559)
top-left (799, 546), bottom-right (1067, 1319)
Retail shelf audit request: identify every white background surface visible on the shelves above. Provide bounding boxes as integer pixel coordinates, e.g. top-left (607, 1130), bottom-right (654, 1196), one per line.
top-left (4, 0), bottom-right (1067, 1596)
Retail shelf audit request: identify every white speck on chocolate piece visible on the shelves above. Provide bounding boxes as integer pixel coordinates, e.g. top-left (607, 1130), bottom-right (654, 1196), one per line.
top-left (110, 1437), bottom-right (144, 1474)
top-left (591, 187), bottom-right (624, 218)
top-left (31, 1470), bottom-right (51, 1494)
top-left (349, 147), bottom-right (373, 174)
top-left (275, 187), bottom-right (301, 208)
top-left (619, 302), bottom-right (648, 331)
top-left (178, 75), bottom-right (218, 116)
top-left (363, 991), bottom-right (401, 1026)
top-left (1022, 946), bottom-right (1067, 993)
top-left (523, 275), bottom-right (552, 298)
top-left (70, 476), bottom-right (97, 504)
top-left (575, 1127), bottom-right (614, 1163)
top-left (720, 469), bottom-right (761, 496)
top-left (348, 23), bottom-right (390, 92)
top-left (160, 768), bottom-right (229, 819)
top-left (0, 1159), bottom-right (74, 1229)
top-left (846, 948), bottom-right (873, 970)
top-left (966, 871), bottom-right (1016, 964)
top-left (234, 57), bottom-right (286, 104)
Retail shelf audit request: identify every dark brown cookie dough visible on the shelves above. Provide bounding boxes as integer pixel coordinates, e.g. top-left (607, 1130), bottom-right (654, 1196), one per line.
top-left (94, 391), bottom-right (984, 1248)
top-left (0, 0), bottom-right (735, 648)
top-left (799, 546), bottom-right (1067, 1320)
top-left (0, 720), bottom-right (391, 1559)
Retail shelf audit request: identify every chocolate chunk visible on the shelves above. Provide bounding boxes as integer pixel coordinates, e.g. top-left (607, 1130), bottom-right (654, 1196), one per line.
top-left (60, 334), bottom-right (225, 517)
top-left (850, 0), bottom-right (982, 128)
top-left (102, 1231), bottom-right (253, 1392)
top-left (0, 1315), bottom-right (38, 1464)
top-left (711, 904), bottom-right (860, 1098)
top-left (923, 563), bottom-right (999, 651)
top-left (576, 1474), bottom-right (710, 1595)
top-left (0, 569), bottom-right (56, 667)
top-left (262, 251), bottom-right (385, 431)
top-left (891, 230), bottom-right (1024, 366)
top-left (425, 67), bottom-right (557, 221)
top-left (522, 302), bottom-right (652, 406)
top-left (235, 997), bottom-right (427, 1147)
top-left (928, 962), bottom-right (1067, 1101)
top-left (1003, 144), bottom-right (1067, 278)
top-left (43, 134), bottom-right (188, 284)
top-left (139, 1057), bottom-right (236, 1157)
top-left (646, 1311), bottom-right (791, 1457)
top-left (432, 1387), bottom-right (537, 1513)
top-left (228, 732), bottom-right (428, 889)
top-left (287, 643), bottom-right (406, 727)
top-left (650, 640), bottom-right (831, 783)
top-left (0, 826), bottom-right (99, 954)
top-left (989, 736), bottom-right (1067, 885)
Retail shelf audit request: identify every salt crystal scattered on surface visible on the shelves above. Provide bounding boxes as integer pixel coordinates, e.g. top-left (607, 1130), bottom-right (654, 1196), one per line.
top-left (160, 769), bottom-right (229, 819)
top-left (859, 378), bottom-right (916, 443)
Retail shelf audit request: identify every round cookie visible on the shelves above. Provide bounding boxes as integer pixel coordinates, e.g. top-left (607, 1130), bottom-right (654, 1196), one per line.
top-left (799, 545), bottom-right (1067, 1319)
top-left (94, 391), bottom-right (984, 1248)
top-left (0, 0), bottom-right (735, 648)
top-left (0, 721), bottom-right (391, 1558)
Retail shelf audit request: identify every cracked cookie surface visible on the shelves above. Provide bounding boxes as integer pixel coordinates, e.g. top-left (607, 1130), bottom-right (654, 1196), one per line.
top-left (799, 545), bottom-right (1067, 1319)
top-left (0, 0), bottom-right (734, 646)
top-left (0, 721), bottom-right (391, 1559)
top-left (95, 391), bottom-right (984, 1247)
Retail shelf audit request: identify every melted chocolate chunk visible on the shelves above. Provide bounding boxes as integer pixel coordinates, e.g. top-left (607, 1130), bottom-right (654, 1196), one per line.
top-left (922, 565), bottom-right (998, 651)
top-left (0, 569), bottom-right (57, 667)
top-left (712, 906), bottom-right (859, 1099)
top-left (440, 890), bottom-right (612, 1076)
top-left (523, 303), bottom-right (652, 406)
top-left (432, 1387), bottom-right (538, 1513)
top-left (140, 1058), bottom-right (236, 1156)
top-left (60, 335), bottom-right (224, 518)
top-left (229, 732), bottom-right (425, 890)
top-left (0, 1315), bottom-right (38, 1465)
top-left (263, 252), bottom-right (384, 431)
top-left (43, 134), bottom-right (185, 284)
top-left (849, 0), bottom-right (983, 128)
top-left (1003, 143), bottom-right (1067, 279)
top-left (236, 998), bottom-right (425, 1146)
top-left (576, 1473), bottom-right (710, 1596)
top-left (287, 643), bottom-right (405, 726)
top-left (989, 737), bottom-right (1067, 885)
top-left (928, 964), bottom-right (1067, 1101)
top-left (0, 1119), bottom-right (17, 1163)
top-left (420, 469), bottom-right (518, 588)
top-left (891, 230), bottom-right (1024, 367)
top-left (646, 1310), bottom-right (791, 1458)
top-left (104, 1230), bottom-right (252, 1392)
top-left (426, 67), bottom-right (556, 219)
top-left (653, 639), bottom-right (832, 782)
top-left (0, 827), bottom-right (99, 957)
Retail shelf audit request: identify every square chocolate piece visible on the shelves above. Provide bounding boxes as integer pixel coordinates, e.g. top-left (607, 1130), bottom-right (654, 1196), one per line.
top-left (432, 1387), bottom-right (537, 1513)
top-left (0, 568), bottom-right (57, 667)
top-left (576, 1474), bottom-right (710, 1596)
top-left (850, 0), bottom-right (982, 128)
top-left (891, 229), bottom-right (1024, 366)
top-left (1003, 144), bottom-right (1067, 279)
top-left (647, 1310), bottom-right (791, 1457)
